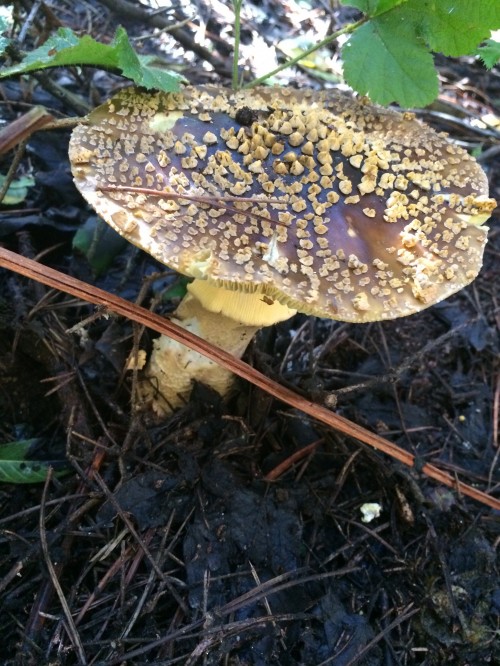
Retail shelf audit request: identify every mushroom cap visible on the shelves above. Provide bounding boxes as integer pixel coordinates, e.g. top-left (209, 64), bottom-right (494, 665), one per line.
top-left (69, 86), bottom-right (496, 323)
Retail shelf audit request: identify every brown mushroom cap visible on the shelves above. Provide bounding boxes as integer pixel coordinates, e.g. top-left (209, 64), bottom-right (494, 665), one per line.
top-left (69, 86), bottom-right (496, 323)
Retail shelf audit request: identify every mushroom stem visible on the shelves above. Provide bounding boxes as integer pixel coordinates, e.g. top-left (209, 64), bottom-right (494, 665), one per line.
top-left (141, 280), bottom-right (296, 415)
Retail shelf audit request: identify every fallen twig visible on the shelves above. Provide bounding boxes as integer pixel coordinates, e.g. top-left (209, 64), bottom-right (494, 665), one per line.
top-left (0, 246), bottom-right (498, 511)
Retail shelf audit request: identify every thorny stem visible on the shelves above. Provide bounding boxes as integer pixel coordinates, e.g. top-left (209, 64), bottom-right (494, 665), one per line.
top-left (232, 0), bottom-right (243, 89)
top-left (243, 17), bottom-right (368, 89)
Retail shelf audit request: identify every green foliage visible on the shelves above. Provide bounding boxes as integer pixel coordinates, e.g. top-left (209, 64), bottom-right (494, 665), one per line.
top-left (0, 174), bottom-right (34, 204)
top-left (0, 3), bottom-right (497, 112)
top-left (0, 439), bottom-right (68, 484)
top-left (0, 27), bottom-right (185, 92)
top-left (341, 0), bottom-right (500, 106)
top-left (344, 0), bottom-right (408, 14)
top-left (160, 276), bottom-right (190, 302)
top-left (477, 37), bottom-right (500, 69)
top-left (73, 216), bottom-right (128, 276)
top-left (342, 17), bottom-right (438, 107)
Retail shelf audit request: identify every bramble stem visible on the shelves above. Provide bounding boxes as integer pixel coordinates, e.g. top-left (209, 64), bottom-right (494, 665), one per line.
top-left (232, 0), bottom-right (243, 89)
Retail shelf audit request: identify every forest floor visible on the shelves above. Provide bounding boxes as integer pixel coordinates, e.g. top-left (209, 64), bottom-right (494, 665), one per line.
top-left (0, 1), bottom-right (499, 665)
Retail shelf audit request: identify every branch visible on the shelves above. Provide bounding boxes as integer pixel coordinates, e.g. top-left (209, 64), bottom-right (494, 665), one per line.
top-left (0, 247), bottom-right (498, 511)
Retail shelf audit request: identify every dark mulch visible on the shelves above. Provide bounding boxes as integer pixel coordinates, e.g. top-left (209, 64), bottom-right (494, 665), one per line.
top-left (0, 2), bottom-right (499, 665)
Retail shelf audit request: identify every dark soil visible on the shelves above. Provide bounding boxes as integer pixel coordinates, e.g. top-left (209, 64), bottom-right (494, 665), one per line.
top-left (0, 2), bottom-right (499, 665)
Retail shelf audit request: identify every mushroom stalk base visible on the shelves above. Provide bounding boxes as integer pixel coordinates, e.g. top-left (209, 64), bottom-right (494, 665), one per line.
top-left (141, 293), bottom-right (258, 416)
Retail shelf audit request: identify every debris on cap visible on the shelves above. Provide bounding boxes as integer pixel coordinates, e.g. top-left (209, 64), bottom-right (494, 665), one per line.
top-left (69, 85), bottom-right (496, 323)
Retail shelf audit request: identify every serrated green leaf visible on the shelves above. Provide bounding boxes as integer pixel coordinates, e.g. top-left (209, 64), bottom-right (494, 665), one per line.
top-left (341, 0), bottom-right (408, 15)
top-left (340, 0), bottom-right (371, 10)
top-left (133, 54), bottom-right (183, 91)
top-left (476, 38), bottom-right (500, 69)
top-left (372, 0), bottom-right (409, 13)
top-left (342, 17), bottom-right (438, 106)
top-left (0, 439), bottom-right (68, 484)
top-left (0, 174), bottom-right (35, 204)
top-left (413, 0), bottom-right (500, 57)
top-left (0, 27), bottom-right (115, 75)
top-left (0, 26), bottom-right (184, 92)
top-left (341, 0), bottom-right (500, 106)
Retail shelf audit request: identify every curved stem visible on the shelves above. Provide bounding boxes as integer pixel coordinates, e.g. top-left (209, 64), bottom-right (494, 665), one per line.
top-left (243, 17), bottom-right (367, 89)
top-left (232, 0), bottom-right (243, 90)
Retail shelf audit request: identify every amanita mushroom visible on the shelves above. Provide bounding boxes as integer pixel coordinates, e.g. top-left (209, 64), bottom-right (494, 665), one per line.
top-left (69, 86), bottom-right (496, 415)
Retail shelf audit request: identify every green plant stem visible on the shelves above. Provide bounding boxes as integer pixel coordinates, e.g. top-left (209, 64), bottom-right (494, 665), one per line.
top-left (232, 0), bottom-right (243, 89)
top-left (243, 17), bottom-right (367, 89)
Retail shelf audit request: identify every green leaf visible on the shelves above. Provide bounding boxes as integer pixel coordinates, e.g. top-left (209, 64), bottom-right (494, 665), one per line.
top-left (341, 0), bottom-right (408, 16)
top-left (340, 0), bottom-right (371, 10)
top-left (132, 54), bottom-right (184, 92)
top-left (0, 26), bottom-right (185, 92)
top-left (342, 17), bottom-right (438, 106)
top-left (161, 276), bottom-right (190, 302)
top-left (476, 38), bottom-right (500, 69)
top-left (371, 0), bottom-right (409, 13)
top-left (73, 215), bottom-right (128, 276)
top-left (341, 0), bottom-right (500, 106)
top-left (342, 0), bottom-right (500, 54)
top-left (0, 174), bottom-right (35, 204)
top-left (0, 439), bottom-right (68, 484)
top-left (416, 0), bottom-right (500, 57)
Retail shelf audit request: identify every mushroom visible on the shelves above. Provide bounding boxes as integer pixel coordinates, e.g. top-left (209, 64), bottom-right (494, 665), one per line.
top-left (69, 86), bottom-right (496, 415)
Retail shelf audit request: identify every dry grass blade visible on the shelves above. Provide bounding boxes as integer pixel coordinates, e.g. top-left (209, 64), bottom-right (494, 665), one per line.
top-left (0, 106), bottom-right (53, 156)
top-left (1, 246), bottom-right (499, 511)
top-left (39, 470), bottom-right (86, 664)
